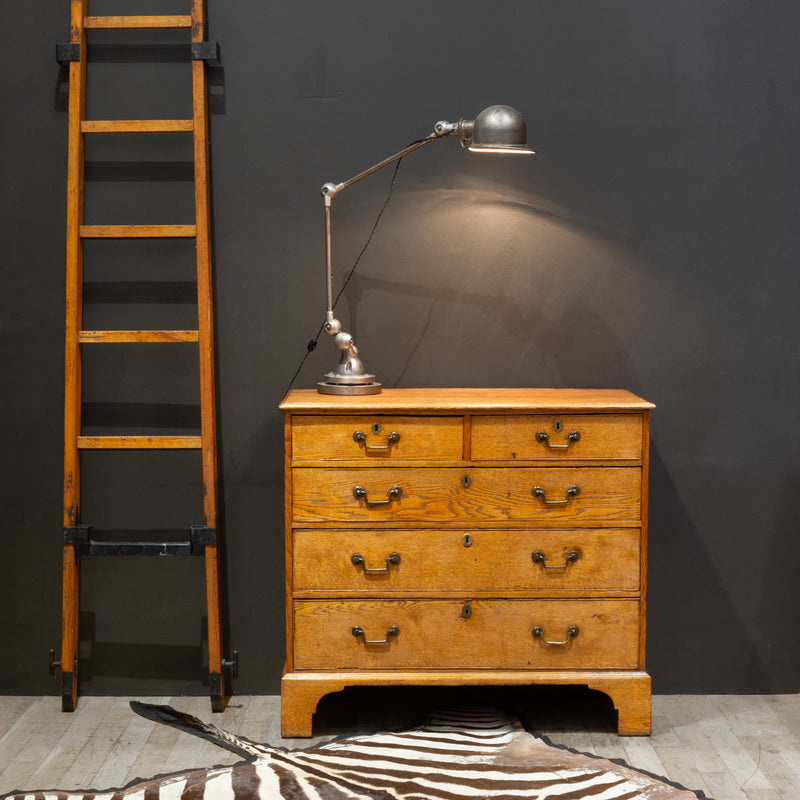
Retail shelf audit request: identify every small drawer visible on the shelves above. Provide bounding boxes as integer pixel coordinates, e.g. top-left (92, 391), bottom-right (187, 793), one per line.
top-left (291, 467), bottom-right (641, 525)
top-left (293, 528), bottom-right (641, 593)
top-left (291, 416), bottom-right (463, 462)
top-left (471, 414), bottom-right (643, 461)
top-left (293, 598), bottom-right (640, 670)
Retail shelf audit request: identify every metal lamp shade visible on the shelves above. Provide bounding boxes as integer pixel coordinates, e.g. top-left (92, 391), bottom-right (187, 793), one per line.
top-left (467, 105), bottom-right (534, 153)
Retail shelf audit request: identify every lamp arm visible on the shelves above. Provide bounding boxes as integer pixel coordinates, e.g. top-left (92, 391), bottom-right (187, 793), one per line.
top-left (321, 127), bottom-right (454, 200)
top-left (320, 121), bottom-right (461, 331)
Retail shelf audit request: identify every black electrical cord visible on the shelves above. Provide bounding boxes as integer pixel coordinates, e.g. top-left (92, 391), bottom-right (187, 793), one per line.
top-left (283, 153), bottom-right (408, 396)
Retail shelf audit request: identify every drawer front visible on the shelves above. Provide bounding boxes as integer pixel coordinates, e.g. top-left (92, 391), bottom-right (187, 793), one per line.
top-left (291, 416), bottom-right (463, 462)
top-left (293, 529), bottom-right (641, 592)
top-left (471, 414), bottom-right (643, 461)
top-left (292, 467), bottom-right (641, 525)
top-left (293, 598), bottom-right (640, 670)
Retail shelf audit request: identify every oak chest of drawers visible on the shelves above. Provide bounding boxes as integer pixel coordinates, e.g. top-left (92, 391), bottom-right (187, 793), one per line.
top-left (280, 388), bottom-right (655, 736)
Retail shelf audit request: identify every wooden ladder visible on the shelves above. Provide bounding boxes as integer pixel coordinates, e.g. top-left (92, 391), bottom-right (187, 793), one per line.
top-left (56, 0), bottom-right (232, 711)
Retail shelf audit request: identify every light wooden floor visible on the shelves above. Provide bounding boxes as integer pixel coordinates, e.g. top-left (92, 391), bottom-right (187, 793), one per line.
top-left (0, 693), bottom-right (798, 799)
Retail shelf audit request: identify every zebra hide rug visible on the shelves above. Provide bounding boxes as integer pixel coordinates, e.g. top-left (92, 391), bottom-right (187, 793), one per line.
top-left (2, 703), bottom-right (709, 800)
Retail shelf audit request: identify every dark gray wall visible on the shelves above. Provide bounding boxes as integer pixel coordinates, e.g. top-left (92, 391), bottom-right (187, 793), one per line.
top-left (2, 1), bottom-right (798, 697)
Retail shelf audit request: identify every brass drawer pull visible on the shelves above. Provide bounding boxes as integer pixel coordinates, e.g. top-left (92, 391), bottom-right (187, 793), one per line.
top-left (352, 625), bottom-right (399, 644)
top-left (532, 485), bottom-right (580, 505)
top-left (532, 549), bottom-right (580, 569)
top-left (353, 485), bottom-right (402, 505)
top-left (536, 430), bottom-right (580, 449)
top-left (353, 430), bottom-right (400, 451)
top-left (532, 624), bottom-right (579, 645)
top-left (351, 552), bottom-right (401, 572)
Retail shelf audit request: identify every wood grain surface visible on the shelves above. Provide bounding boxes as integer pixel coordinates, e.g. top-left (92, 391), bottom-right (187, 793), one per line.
top-left (292, 467), bottom-right (641, 525)
top-left (293, 528), bottom-right (641, 594)
top-left (292, 598), bottom-right (640, 670)
top-left (471, 414), bottom-right (644, 461)
top-left (281, 388), bottom-right (655, 414)
top-left (291, 415), bottom-right (463, 462)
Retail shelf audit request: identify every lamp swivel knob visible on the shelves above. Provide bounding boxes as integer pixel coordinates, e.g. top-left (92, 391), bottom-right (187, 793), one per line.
top-left (334, 332), bottom-right (354, 349)
top-left (321, 181), bottom-right (343, 199)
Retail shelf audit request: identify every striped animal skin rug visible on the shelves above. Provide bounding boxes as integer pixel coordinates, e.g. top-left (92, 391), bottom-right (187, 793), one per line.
top-left (2, 704), bottom-right (709, 800)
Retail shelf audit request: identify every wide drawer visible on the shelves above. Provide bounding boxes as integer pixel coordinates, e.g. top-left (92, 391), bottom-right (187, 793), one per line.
top-left (471, 414), bottom-right (644, 461)
top-left (293, 529), bottom-right (641, 592)
top-left (293, 598), bottom-right (640, 670)
top-left (291, 467), bottom-right (641, 525)
top-left (291, 416), bottom-right (463, 462)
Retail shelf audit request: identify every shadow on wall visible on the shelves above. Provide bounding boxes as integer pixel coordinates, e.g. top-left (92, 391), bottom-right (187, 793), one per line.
top-left (756, 467), bottom-right (800, 688)
top-left (75, 611), bottom-right (208, 692)
top-left (314, 177), bottom-right (695, 393)
top-left (646, 449), bottom-right (767, 694)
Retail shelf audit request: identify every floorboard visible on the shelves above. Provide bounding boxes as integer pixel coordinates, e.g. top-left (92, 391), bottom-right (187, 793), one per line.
top-left (0, 695), bottom-right (797, 798)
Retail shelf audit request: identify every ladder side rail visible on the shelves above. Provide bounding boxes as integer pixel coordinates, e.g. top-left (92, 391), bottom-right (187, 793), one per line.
top-left (191, 0), bottom-right (217, 527)
top-left (191, 0), bottom-right (226, 710)
top-left (61, 0), bottom-right (88, 713)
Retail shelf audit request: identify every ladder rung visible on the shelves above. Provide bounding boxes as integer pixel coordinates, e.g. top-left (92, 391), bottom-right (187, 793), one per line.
top-left (84, 15), bottom-right (192, 30)
top-left (77, 436), bottom-right (202, 450)
top-left (82, 120), bottom-right (194, 134)
top-left (79, 330), bottom-right (199, 343)
top-left (80, 225), bottom-right (197, 239)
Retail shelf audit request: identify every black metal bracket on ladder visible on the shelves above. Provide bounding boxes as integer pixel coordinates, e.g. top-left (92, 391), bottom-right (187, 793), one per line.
top-left (49, 649), bottom-right (77, 678)
top-left (210, 651), bottom-right (239, 703)
top-left (57, 41), bottom-right (220, 67)
top-left (49, 648), bottom-right (78, 708)
top-left (63, 525), bottom-right (216, 556)
top-left (55, 43), bottom-right (81, 65)
top-left (191, 41), bottom-right (221, 66)
top-left (222, 651), bottom-right (239, 677)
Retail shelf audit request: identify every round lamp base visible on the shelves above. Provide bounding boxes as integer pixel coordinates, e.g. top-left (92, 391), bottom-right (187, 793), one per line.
top-left (317, 381), bottom-right (382, 395)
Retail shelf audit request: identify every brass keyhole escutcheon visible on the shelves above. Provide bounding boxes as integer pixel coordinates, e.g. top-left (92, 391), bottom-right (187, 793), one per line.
top-left (553, 419), bottom-right (563, 433)
top-left (461, 474), bottom-right (472, 489)
top-left (461, 533), bottom-right (473, 548)
top-left (461, 603), bottom-right (473, 619)
top-left (372, 421), bottom-right (381, 435)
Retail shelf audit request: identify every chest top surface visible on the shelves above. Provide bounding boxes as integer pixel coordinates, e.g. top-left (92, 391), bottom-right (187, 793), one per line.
top-left (280, 388), bottom-right (655, 414)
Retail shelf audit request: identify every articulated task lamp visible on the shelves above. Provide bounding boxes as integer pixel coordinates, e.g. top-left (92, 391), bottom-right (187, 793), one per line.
top-left (317, 104), bottom-right (534, 395)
